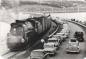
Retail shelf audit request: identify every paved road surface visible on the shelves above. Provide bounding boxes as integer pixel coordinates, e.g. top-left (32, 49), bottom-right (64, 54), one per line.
top-left (49, 22), bottom-right (86, 59)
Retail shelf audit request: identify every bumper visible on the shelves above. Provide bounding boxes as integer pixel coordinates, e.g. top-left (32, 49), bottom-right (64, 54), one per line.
top-left (66, 49), bottom-right (80, 53)
top-left (44, 51), bottom-right (55, 55)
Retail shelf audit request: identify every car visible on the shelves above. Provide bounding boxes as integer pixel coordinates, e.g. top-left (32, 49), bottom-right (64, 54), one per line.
top-left (66, 38), bottom-right (80, 53)
top-left (30, 49), bottom-right (49, 59)
top-left (52, 35), bottom-right (62, 44)
top-left (48, 37), bottom-right (61, 47)
top-left (74, 31), bottom-right (84, 42)
top-left (60, 30), bottom-right (69, 38)
top-left (43, 43), bottom-right (57, 56)
top-left (56, 33), bottom-right (67, 41)
top-left (64, 32), bottom-right (69, 38)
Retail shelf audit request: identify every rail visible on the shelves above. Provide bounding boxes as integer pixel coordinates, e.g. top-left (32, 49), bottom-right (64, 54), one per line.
top-left (48, 25), bottom-right (59, 38)
top-left (48, 20), bottom-right (60, 38)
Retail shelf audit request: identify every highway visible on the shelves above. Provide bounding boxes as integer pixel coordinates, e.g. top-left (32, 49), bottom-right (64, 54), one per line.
top-left (0, 22), bottom-right (86, 59)
top-left (49, 22), bottom-right (86, 59)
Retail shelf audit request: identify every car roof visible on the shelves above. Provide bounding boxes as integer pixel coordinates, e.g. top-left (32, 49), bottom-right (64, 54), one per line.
top-left (70, 38), bottom-right (76, 40)
top-left (48, 38), bottom-right (57, 40)
top-left (56, 33), bottom-right (64, 35)
top-left (44, 42), bottom-right (55, 45)
top-left (32, 49), bottom-right (44, 52)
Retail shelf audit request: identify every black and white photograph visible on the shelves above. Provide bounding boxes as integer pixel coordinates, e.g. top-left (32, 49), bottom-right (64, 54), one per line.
top-left (0, 0), bottom-right (86, 59)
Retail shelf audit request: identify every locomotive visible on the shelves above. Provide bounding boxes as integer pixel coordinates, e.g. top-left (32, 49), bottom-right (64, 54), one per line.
top-left (7, 15), bottom-right (58, 51)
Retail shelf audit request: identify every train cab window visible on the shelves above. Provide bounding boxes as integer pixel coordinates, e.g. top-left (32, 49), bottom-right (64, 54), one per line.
top-left (25, 22), bottom-right (34, 30)
top-left (10, 28), bottom-right (16, 35)
top-left (10, 27), bottom-right (24, 36)
top-left (16, 27), bottom-right (24, 35)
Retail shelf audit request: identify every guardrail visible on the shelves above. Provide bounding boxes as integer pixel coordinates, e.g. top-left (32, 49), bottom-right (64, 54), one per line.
top-left (68, 20), bottom-right (86, 31)
top-left (48, 25), bottom-right (59, 38)
top-left (48, 19), bottom-right (62, 38)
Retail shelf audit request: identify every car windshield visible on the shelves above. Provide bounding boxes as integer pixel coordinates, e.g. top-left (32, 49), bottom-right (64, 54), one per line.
top-left (10, 27), bottom-right (23, 36)
top-left (31, 51), bottom-right (43, 57)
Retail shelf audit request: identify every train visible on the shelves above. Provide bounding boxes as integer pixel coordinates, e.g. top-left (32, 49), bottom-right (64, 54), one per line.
top-left (7, 15), bottom-right (58, 51)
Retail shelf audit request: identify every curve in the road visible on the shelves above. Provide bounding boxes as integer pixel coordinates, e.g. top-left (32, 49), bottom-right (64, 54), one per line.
top-left (50, 22), bottom-right (86, 59)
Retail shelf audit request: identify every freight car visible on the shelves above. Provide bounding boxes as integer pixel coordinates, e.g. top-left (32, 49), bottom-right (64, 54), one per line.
top-left (7, 15), bottom-right (58, 51)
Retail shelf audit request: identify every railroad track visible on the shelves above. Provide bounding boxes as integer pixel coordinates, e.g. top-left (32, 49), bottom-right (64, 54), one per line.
top-left (1, 21), bottom-right (61, 59)
top-left (2, 50), bottom-right (27, 59)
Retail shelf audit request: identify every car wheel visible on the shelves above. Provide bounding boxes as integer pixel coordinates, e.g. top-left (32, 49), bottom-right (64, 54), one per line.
top-left (66, 52), bottom-right (70, 54)
top-left (77, 51), bottom-right (80, 54)
top-left (53, 52), bottom-right (57, 56)
top-left (45, 55), bottom-right (49, 59)
top-left (81, 38), bottom-right (84, 42)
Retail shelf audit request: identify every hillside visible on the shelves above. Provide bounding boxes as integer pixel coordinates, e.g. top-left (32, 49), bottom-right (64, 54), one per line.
top-left (2, 0), bottom-right (86, 13)
top-left (14, 1), bottom-right (86, 13)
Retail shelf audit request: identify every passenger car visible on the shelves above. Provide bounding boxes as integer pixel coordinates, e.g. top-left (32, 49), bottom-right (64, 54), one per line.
top-left (53, 35), bottom-right (63, 43)
top-left (64, 32), bottom-right (69, 38)
top-left (74, 31), bottom-right (84, 42)
top-left (56, 33), bottom-right (67, 41)
top-left (43, 43), bottom-right (57, 55)
top-left (48, 37), bottom-right (60, 46)
top-left (30, 49), bottom-right (49, 59)
top-left (66, 38), bottom-right (80, 53)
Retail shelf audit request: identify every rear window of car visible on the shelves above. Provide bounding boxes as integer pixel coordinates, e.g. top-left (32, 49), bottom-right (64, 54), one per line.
top-left (71, 39), bottom-right (76, 42)
top-left (49, 40), bottom-right (55, 42)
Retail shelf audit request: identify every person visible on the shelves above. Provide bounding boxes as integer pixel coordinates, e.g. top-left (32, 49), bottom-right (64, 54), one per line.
top-left (81, 32), bottom-right (84, 41)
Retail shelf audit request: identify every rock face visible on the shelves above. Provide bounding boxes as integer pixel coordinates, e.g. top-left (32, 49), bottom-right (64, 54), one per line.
top-left (0, 8), bottom-right (15, 24)
top-left (0, 22), bottom-right (10, 40)
top-left (0, 7), bottom-right (30, 24)
top-left (0, 22), bottom-right (11, 55)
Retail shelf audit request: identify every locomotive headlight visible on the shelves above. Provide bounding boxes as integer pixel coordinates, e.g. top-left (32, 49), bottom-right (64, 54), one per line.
top-left (41, 39), bottom-right (45, 43)
top-left (21, 38), bottom-right (25, 43)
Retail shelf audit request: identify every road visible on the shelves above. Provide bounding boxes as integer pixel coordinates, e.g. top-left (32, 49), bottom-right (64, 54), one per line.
top-left (0, 22), bottom-right (86, 59)
top-left (50, 22), bottom-right (86, 59)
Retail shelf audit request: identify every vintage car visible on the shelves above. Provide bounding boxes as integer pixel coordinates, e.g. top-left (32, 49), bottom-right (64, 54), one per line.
top-left (48, 37), bottom-right (61, 47)
top-left (52, 35), bottom-right (62, 43)
top-left (56, 33), bottom-right (67, 41)
top-left (74, 31), bottom-right (84, 42)
top-left (30, 49), bottom-right (49, 59)
top-left (43, 43), bottom-right (57, 55)
top-left (66, 38), bottom-right (80, 53)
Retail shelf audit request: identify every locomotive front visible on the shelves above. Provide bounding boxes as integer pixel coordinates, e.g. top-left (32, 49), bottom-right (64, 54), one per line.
top-left (7, 23), bottom-right (24, 50)
top-left (7, 21), bottom-right (34, 51)
top-left (7, 15), bottom-right (54, 51)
